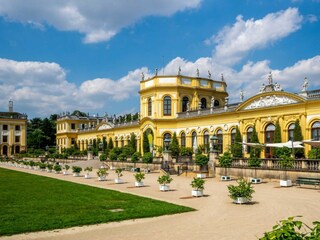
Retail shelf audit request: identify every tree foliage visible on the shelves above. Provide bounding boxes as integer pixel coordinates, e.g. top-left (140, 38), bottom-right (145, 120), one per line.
top-left (143, 131), bottom-right (150, 153)
top-left (231, 126), bottom-right (243, 158)
top-left (250, 125), bottom-right (261, 158)
top-left (169, 132), bottom-right (180, 157)
top-left (294, 119), bottom-right (304, 158)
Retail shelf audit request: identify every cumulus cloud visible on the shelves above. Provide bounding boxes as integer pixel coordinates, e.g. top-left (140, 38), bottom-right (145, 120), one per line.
top-left (0, 0), bottom-right (201, 43)
top-left (206, 8), bottom-right (303, 66)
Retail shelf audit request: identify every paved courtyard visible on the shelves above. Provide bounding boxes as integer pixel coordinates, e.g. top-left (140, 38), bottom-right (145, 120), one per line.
top-left (1, 163), bottom-right (319, 240)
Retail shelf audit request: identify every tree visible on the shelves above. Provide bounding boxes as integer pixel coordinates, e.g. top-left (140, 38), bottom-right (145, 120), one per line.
top-left (71, 110), bottom-right (87, 117)
top-left (108, 138), bottom-right (114, 150)
top-left (273, 120), bottom-right (282, 156)
top-left (250, 125), bottom-right (261, 158)
top-left (143, 131), bottom-right (150, 153)
top-left (294, 119), bottom-right (304, 158)
top-left (231, 126), bottom-right (243, 158)
top-left (169, 132), bottom-right (180, 157)
top-left (102, 137), bottom-right (107, 153)
top-left (129, 133), bottom-right (137, 152)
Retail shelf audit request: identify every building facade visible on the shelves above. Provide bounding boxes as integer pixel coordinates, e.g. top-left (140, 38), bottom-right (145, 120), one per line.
top-left (56, 74), bottom-right (320, 158)
top-left (0, 101), bottom-right (28, 156)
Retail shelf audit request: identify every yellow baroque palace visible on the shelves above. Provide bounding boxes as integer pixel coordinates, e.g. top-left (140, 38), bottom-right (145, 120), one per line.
top-left (56, 73), bottom-right (320, 158)
top-left (0, 101), bottom-right (28, 156)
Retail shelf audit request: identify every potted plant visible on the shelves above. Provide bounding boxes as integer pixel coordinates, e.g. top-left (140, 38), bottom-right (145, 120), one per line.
top-left (97, 168), bottom-right (108, 181)
top-left (218, 152), bottom-right (233, 181)
top-left (279, 155), bottom-right (293, 187)
top-left (84, 167), bottom-right (93, 179)
top-left (248, 157), bottom-right (262, 184)
top-left (195, 154), bottom-right (209, 178)
top-left (191, 177), bottom-right (205, 197)
top-left (39, 163), bottom-right (46, 171)
top-left (157, 174), bottom-right (173, 191)
top-left (227, 178), bottom-right (255, 204)
top-left (29, 161), bottom-right (36, 170)
top-left (134, 172), bottom-right (145, 187)
top-left (72, 166), bottom-right (82, 177)
top-left (114, 168), bottom-right (124, 184)
top-left (63, 165), bottom-right (70, 175)
top-left (46, 164), bottom-right (53, 173)
top-left (53, 164), bottom-right (62, 174)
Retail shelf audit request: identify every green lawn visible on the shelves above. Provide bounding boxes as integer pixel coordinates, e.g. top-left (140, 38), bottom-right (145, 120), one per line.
top-left (0, 168), bottom-right (194, 236)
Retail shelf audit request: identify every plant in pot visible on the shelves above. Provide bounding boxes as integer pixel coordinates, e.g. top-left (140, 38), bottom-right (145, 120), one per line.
top-left (72, 166), bottom-right (82, 177)
top-left (191, 177), bottom-right (205, 197)
top-left (39, 163), bottom-right (46, 171)
top-left (53, 164), bottom-right (62, 174)
top-left (114, 168), bottom-right (124, 184)
top-left (218, 152), bottom-right (233, 181)
top-left (29, 161), bottom-right (36, 169)
top-left (227, 178), bottom-right (255, 204)
top-left (84, 167), bottom-right (93, 179)
top-left (195, 154), bottom-right (209, 178)
top-left (134, 172), bottom-right (145, 187)
top-left (157, 173), bottom-right (173, 191)
top-left (46, 164), bottom-right (53, 173)
top-left (97, 168), bottom-right (108, 181)
top-left (248, 157), bottom-right (262, 184)
top-left (63, 165), bottom-right (70, 175)
top-left (279, 155), bottom-right (294, 187)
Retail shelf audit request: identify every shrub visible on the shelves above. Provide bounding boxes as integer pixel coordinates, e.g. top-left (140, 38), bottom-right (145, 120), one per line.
top-left (131, 152), bottom-right (141, 163)
top-left (157, 174), bottom-right (173, 186)
top-left (53, 165), bottom-right (62, 172)
top-left (279, 155), bottom-right (294, 169)
top-left (84, 167), bottom-right (93, 173)
top-left (99, 153), bottom-right (107, 161)
top-left (109, 152), bottom-right (118, 161)
top-left (191, 177), bottom-right (205, 191)
top-left (97, 168), bottom-right (108, 177)
top-left (227, 178), bottom-right (254, 201)
top-left (39, 163), bottom-right (46, 169)
top-left (64, 165), bottom-right (70, 171)
top-left (248, 157), bottom-right (261, 168)
top-left (308, 148), bottom-right (320, 159)
top-left (72, 166), bottom-right (82, 173)
top-left (169, 132), bottom-right (180, 157)
top-left (134, 172), bottom-right (145, 182)
top-left (142, 152), bottom-right (153, 164)
top-left (219, 152), bottom-right (233, 168)
top-left (195, 154), bottom-right (209, 166)
top-left (46, 164), bottom-right (53, 171)
top-left (118, 153), bottom-right (127, 161)
top-left (180, 147), bottom-right (193, 157)
top-left (115, 168), bottom-right (123, 178)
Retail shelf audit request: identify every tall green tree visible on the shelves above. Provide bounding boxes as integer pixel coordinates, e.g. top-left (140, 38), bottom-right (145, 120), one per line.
top-left (250, 125), bottom-right (261, 158)
top-left (169, 132), bottom-right (180, 157)
top-left (293, 119), bottom-right (304, 158)
top-left (129, 133), bottom-right (137, 152)
top-left (274, 121), bottom-right (282, 156)
top-left (231, 126), bottom-right (243, 158)
top-left (143, 131), bottom-right (150, 153)
top-left (108, 138), bottom-right (114, 150)
top-left (102, 137), bottom-right (107, 153)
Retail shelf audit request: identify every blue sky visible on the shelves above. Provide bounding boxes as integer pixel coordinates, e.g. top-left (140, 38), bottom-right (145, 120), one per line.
top-left (0, 0), bottom-right (319, 118)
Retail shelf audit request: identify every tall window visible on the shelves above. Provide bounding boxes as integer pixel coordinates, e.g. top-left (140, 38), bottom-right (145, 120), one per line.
top-left (217, 129), bottom-right (223, 153)
top-left (288, 123), bottom-right (295, 141)
top-left (3, 125), bottom-right (8, 131)
top-left (163, 133), bottom-right (172, 147)
top-left (201, 98), bottom-right (207, 109)
top-left (148, 98), bottom-right (152, 116)
top-left (246, 127), bottom-right (253, 153)
top-left (163, 96), bottom-right (172, 116)
top-left (15, 136), bottom-right (20, 142)
top-left (3, 135), bottom-right (8, 143)
top-left (182, 96), bottom-right (189, 112)
top-left (192, 132), bottom-right (197, 149)
top-left (71, 123), bottom-right (76, 130)
top-left (15, 125), bottom-right (21, 131)
top-left (203, 130), bottom-right (209, 153)
top-left (214, 100), bottom-right (220, 107)
top-left (231, 128), bottom-right (236, 144)
top-left (180, 132), bottom-right (186, 147)
top-left (311, 121), bottom-right (320, 140)
top-left (265, 124), bottom-right (275, 158)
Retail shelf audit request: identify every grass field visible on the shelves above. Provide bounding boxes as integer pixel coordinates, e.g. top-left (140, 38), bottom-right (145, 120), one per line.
top-left (0, 168), bottom-right (194, 236)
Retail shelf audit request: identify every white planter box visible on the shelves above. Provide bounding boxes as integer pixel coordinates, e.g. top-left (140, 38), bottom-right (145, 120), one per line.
top-left (47, 170), bottom-right (52, 173)
top-left (160, 185), bottom-right (170, 191)
top-left (115, 178), bottom-right (124, 184)
top-left (63, 171), bottom-right (69, 175)
top-left (197, 173), bottom-right (206, 179)
top-left (280, 179), bottom-right (292, 187)
top-left (54, 171), bottom-right (61, 174)
top-left (73, 172), bottom-right (80, 177)
top-left (250, 178), bottom-right (262, 184)
top-left (135, 181), bottom-right (144, 187)
top-left (234, 197), bottom-right (249, 204)
top-left (84, 174), bottom-right (91, 179)
top-left (221, 176), bottom-right (231, 181)
top-left (98, 176), bottom-right (106, 181)
top-left (192, 190), bottom-right (203, 197)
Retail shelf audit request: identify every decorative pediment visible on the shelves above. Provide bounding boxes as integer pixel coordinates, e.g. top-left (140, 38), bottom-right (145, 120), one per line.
top-left (244, 95), bottom-right (298, 110)
top-left (98, 123), bottom-right (113, 130)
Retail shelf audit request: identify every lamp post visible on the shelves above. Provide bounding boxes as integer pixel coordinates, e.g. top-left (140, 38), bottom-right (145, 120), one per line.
top-left (209, 135), bottom-right (219, 177)
top-left (163, 137), bottom-right (172, 169)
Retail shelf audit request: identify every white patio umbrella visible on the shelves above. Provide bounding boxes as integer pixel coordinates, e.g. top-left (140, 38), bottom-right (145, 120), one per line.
top-left (265, 140), bottom-right (304, 149)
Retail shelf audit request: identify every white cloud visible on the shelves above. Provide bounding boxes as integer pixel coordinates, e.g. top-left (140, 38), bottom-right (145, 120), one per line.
top-left (0, 0), bottom-right (201, 43)
top-left (206, 8), bottom-right (303, 66)
top-left (306, 14), bottom-right (318, 23)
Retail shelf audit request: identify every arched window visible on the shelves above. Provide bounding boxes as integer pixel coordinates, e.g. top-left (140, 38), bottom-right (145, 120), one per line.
top-left (203, 130), bottom-right (209, 153)
top-left (217, 129), bottom-right (223, 153)
top-left (214, 100), bottom-right (220, 107)
top-left (265, 124), bottom-right (275, 158)
top-left (288, 123), bottom-right (295, 141)
top-left (180, 132), bottom-right (186, 147)
top-left (246, 127), bottom-right (253, 153)
top-left (231, 128), bottom-right (237, 144)
top-left (148, 98), bottom-right (152, 116)
top-left (163, 96), bottom-right (172, 116)
top-left (201, 98), bottom-right (207, 109)
top-left (163, 133), bottom-right (172, 147)
top-left (182, 96), bottom-right (189, 112)
top-left (311, 121), bottom-right (320, 140)
top-left (192, 132), bottom-right (197, 149)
